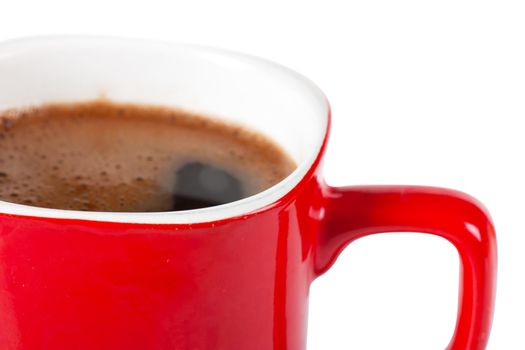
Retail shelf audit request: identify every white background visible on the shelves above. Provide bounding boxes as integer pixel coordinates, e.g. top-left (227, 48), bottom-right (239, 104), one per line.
top-left (1, 1), bottom-right (523, 349)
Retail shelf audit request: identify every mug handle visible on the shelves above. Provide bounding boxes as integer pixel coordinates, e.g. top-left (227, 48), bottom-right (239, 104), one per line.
top-left (315, 185), bottom-right (497, 350)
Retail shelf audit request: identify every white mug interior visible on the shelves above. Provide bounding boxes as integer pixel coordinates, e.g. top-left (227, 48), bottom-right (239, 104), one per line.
top-left (0, 36), bottom-right (328, 223)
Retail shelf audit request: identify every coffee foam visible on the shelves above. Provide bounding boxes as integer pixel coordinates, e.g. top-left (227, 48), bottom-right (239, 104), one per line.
top-left (0, 101), bottom-right (296, 212)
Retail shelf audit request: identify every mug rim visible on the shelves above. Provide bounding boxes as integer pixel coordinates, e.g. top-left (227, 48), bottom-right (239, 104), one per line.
top-left (0, 35), bottom-right (330, 224)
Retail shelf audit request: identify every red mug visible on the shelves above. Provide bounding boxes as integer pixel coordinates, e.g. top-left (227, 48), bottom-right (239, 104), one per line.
top-left (0, 37), bottom-right (496, 350)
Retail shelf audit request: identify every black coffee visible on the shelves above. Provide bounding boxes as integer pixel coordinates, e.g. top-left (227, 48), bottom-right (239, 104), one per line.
top-left (0, 101), bottom-right (296, 212)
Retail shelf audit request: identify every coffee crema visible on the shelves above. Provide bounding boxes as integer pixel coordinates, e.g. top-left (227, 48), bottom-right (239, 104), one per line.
top-left (0, 101), bottom-right (296, 212)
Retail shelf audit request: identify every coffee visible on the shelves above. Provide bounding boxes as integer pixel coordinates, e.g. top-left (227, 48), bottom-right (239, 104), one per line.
top-left (0, 101), bottom-right (296, 212)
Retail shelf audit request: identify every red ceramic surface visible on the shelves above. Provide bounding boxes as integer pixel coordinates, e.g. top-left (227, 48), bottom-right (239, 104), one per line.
top-left (0, 132), bottom-right (496, 350)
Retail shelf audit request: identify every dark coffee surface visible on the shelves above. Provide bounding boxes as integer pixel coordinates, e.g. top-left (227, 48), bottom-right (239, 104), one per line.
top-left (0, 101), bottom-right (296, 212)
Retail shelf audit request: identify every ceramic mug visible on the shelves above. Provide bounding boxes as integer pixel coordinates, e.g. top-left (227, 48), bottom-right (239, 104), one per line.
top-left (0, 37), bottom-right (496, 350)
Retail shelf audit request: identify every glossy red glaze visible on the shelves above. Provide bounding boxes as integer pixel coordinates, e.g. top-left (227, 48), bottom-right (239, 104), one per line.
top-left (1, 149), bottom-right (327, 350)
top-left (317, 186), bottom-right (497, 350)
top-left (0, 130), bottom-right (496, 350)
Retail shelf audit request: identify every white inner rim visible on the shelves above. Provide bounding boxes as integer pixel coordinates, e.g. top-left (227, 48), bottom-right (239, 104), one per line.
top-left (0, 36), bottom-right (328, 224)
